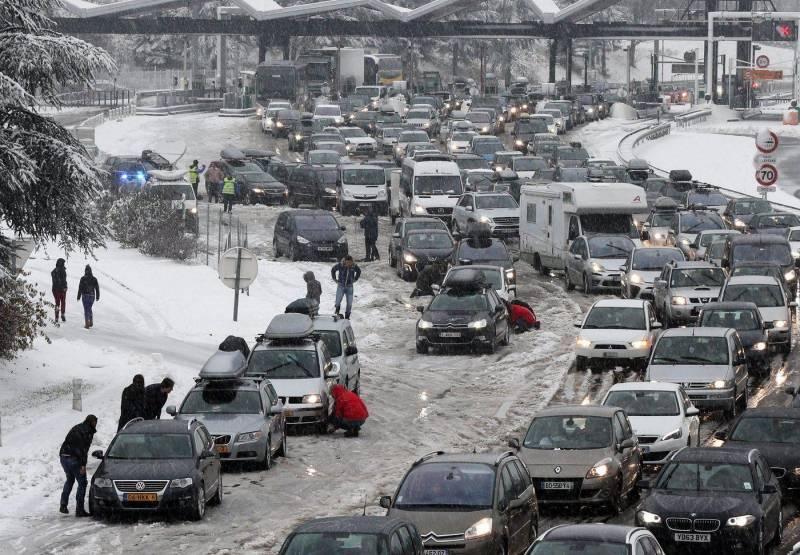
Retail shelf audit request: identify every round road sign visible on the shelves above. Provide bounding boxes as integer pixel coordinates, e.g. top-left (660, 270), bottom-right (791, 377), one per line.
top-left (756, 54), bottom-right (770, 69)
top-left (755, 163), bottom-right (778, 187)
top-left (219, 247), bottom-right (259, 289)
top-left (755, 129), bottom-right (779, 154)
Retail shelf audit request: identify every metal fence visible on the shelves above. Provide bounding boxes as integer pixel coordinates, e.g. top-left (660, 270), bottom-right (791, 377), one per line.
top-left (675, 108), bottom-right (712, 128)
top-left (56, 89), bottom-right (134, 107)
top-left (196, 202), bottom-right (250, 271)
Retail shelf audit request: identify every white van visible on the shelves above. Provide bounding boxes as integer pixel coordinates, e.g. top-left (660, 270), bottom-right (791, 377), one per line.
top-left (399, 159), bottom-right (463, 224)
top-left (337, 164), bottom-right (388, 215)
top-left (519, 182), bottom-right (645, 274)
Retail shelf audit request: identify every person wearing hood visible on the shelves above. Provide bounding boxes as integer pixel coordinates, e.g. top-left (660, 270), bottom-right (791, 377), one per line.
top-left (59, 414), bottom-right (97, 516)
top-left (304, 271), bottom-right (322, 306)
top-left (118, 374), bottom-right (145, 431)
top-left (51, 258), bottom-right (68, 322)
top-left (76, 265), bottom-right (100, 329)
top-left (329, 384), bottom-right (369, 437)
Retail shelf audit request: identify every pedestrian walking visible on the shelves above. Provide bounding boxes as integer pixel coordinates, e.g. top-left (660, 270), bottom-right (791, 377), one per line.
top-left (222, 174), bottom-right (236, 213)
top-left (144, 377), bottom-right (175, 420)
top-left (51, 258), bottom-right (68, 322)
top-left (118, 374), bottom-right (146, 431)
top-left (359, 209), bottom-right (380, 262)
top-left (331, 255), bottom-right (361, 320)
top-left (205, 162), bottom-right (224, 204)
top-left (76, 265), bottom-right (99, 329)
top-left (328, 384), bottom-right (369, 437)
top-left (59, 414), bottom-right (97, 516)
top-left (187, 160), bottom-right (206, 199)
top-left (304, 271), bottom-right (322, 306)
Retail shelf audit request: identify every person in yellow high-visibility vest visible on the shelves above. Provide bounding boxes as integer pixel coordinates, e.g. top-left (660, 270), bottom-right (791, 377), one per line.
top-left (222, 175), bottom-right (236, 213)
top-left (187, 160), bottom-right (206, 198)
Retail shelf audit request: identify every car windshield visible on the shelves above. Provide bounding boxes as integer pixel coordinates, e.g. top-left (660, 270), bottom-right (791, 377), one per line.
top-left (246, 349), bottom-right (320, 379)
top-left (452, 132), bottom-right (475, 142)
top-left (732, 243), bottom-right (792, 266)
top-left (700, 309), bottom-right (760, 331)
top-left (473, 142), bottom-right (503, 156)
top-left (707, 241), bottom-right (727, 258)
top-left (395, 462), bottom-right (495, 509)
top-left (342, 169), bottom-right (384, 185)
top-left (789, 229), bottom-right (800, 241)
top-left (429, 290), bottom-right (489, 311)
top-left (405, 220), bottom-right (447, 234)
top-left (379, 115), bottom-right (402, 125)
top-left (722, 284), bottom-right (784, 308)
top-left (651, 336), bottom-right (729, 365)
top-left (632, 249), bottom-right (683, 270)
top-left (315, 329), bottom-right (342, 358)
top-left (295, 215), bottom-right (339, 231)
top-left (679, 212), bottom-right (725, 233)
top-left (447, 268), bottom-right (502, 290)
top-left (353, 112), bottom-right (375, 121)
top-left (406, 110), bottom-right (430, 120)
top-left (513, 158), bottom-right (547, 171)
top-left (587, 236), bottom-right (634, 259)
top-left (542, 110), bottom-right (562, 119)
top-left (148, 184), bottom-right (196, 201)
top-left (731, 266), bottom-right (779, 280)
top-left (646, 180), bottom-right (666, 194)
top-left (400, 132), bottom-right (429, 143)
top-left (670, 268), bottom-right (725, 287)
top-left (381, 128), bottom-right (402, 138)
top-left (558, 148), bottom-right (589, 161)
top-left (580, 214), bottom-right (637, 238)
top-left (414, 175), bottom-right (463, 195)
top-left (457, 160), bottom-right (489, 173)
top-left (735, 200), bottom-right (773, 215)
top-left (313, 134), bottom-right (342, 143)
top-left (308, 152), bottom-right (341, 165)
top-left (688, 192), bottom-right (727, 206)
top-left (316, 170), bottom-right (339, 185)
top-left (699, 232), bottom-right (732, 247)
top-left (107, 433), bottom-right (193, 459)
top-left (529, 541), bottom-right (626, 555)
top-left (516, 121), bottom-right (547, 134)
top-left (318, 144), bottom-right (347, 157)
top-left (467, 112), bottom-right (490, 123)
top-left (583, 307), bottom-right (646, 330)
top-left (656, 462), bottom-right (753, 493)
top-left (756, 214), bottom-right (799, 228)
top-left (278, 110), bottom-right (300, 120)
top-left (604, 390), bottom-right (679, 416)
top-left (339, 128), bottom-right (366, 138)
top-left (650, 213), bottom-right (675, 227)
top-left (730, 417), bottom-right (800, 444)
top-left (315, 106), bottom-right (340, 116)
top-left (407, 232), bottom-right (453, 249)
top-left (476, 195), bottom-right (517, 209)
top-left (282, 533), bottom-right (387, 555)
top-left (523, 415), bottom-right (612, 450)
top-left (180, 389), bottom-right (262, 414)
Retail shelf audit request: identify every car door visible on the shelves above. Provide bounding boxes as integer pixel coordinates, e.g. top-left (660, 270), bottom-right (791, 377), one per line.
top-left (487, 291), bottom-right (506, 341)
top-left (653, 267), bottom-right (669, 315)
top-left (566, 238), bottom-right (584, 283)
top-left (507, 460), bottom-right (535, 552)
top-left (452, 195), bottom-right (468, 229)
top-left (263, 383), bottom-right (283, 451)
top-left (392, 221), bottom-right (403, 259)
top-left (679, 387), bottom-right (699, 443)
top-left (614, 411), bottom-right (640, 492)
top-left (344, 324), bottom-right (360, 389)
top-left (755, 455), bottom-right (781, 540)
top-left (498, 463), bottom-right (524, 553)
top-left (731, 334), bottom-right (748, 400)
top-left (193, 427), bottom-right (212, 500)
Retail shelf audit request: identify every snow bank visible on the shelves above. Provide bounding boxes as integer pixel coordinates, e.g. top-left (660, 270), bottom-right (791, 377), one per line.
top-left (610, 102), bottom-right (638, 120)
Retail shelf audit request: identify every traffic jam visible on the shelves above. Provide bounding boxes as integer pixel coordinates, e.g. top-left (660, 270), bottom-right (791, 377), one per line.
top-left (98, 78), bottom-right (800, 555)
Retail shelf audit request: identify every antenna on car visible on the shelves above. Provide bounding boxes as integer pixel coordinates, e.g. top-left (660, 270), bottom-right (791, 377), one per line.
top-left (362, 493), bottom-right (368, 516)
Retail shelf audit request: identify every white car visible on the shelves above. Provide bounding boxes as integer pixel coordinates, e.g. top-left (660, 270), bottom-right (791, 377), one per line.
top-left (720, 275), bottom-right (794, 353)
top-left (441, 264), bottom-right (516, 300)
top-left (620, 246), bottom-right (685, 300)
top-left (529, 113), bottom-right (557, 135)
top-left (538, 108), bottom-right (565, 133)
top-left (261, 106), bottom-right (283, 134)
top-left (601, 381), bottom-right (700, 466)
top-left (451, 192), bottom-right (519, 237)
top-left (693, 229), bottom-right (739, 260)
top-left (338, 127), bottom-right (377, 157)
top-left (447, 130), bottom-right (478, 154)
top-left (313, 104), bottom-right (344, 126)
top-left (574, 299), bottom-right (661, 372)
top-left (786, 225), bottom-right (800, 260)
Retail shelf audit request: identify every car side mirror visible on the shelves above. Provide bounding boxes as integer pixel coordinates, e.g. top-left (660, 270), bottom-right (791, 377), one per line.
top-left (393, 232), bottom-right (401, 238)
top-left (762, 483), bottom-right (778, 495)
top-left (791, 302), bottom-right (797, 308)
top-left (650, 321), bottom-right (662, 329)
top-left (91, 450), bottom-right (104, 460)
top-left (339, 225), bottom-right (346, 231)
top-left (637, 479), bottom-right (650, 490)
top-left (686, 406), bottom-right (700, 416)
top-left (431, 284), bottom-right (441, 294)
top-left (512, 255), bottom-right (520, 263)
top-left (713, 430), bottom-right (727, 441)
top-left (269, 405), bottom-right (283, 415)
top-left (572, 253), bottom-right (581, 260)
top-left (508, 438), bottom-right (520, 450)
top-left (574, 319), bottom-right (583, 328)
top-left (345, 345), bottom-right (358, 356)
top-left (618, 438), bottom-right (635, 451)
top-left (416, 305), bottom-right (425, 313)
top-left (619, 265), bottom-right (627, 272)
top-left (379, 495), bottom-right (392, 509)
top-left (201, 449), bottom-right (215, 459)
top-left (166, 405), bottom-right (177, 416)
top-left (654, 279), bottom-right (666, 288)
top-left (765, 321), bottom-right (775, 330)
top-left (498, 498), bottom-right (509, 512)
top-left (325, 362), bottom-right (341, 380)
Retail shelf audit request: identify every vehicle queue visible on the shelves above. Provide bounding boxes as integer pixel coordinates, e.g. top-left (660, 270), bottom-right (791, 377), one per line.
top-left (90, 90), bottom-right (800, 555)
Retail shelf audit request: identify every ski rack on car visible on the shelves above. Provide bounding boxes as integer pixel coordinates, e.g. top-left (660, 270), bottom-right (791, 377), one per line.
top-left (121, 417), bottom-right (144, 430)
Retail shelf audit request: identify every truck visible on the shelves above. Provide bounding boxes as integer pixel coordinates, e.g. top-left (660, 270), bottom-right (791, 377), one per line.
top-left (255, 61), bottom-right (297, 103)
top-left (420, 71), bottom-right (442, 93)
top-left (299, 47), bottom-right (364, 96)
top-left (519, 182), bottom-right (646, 274)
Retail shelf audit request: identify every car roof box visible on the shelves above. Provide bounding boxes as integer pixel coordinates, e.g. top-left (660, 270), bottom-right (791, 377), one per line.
top-left (199, 350), bottom-right (247, 380)
top-left (627, 158), bottom-right (649, 170)
top-left (220, 147), bottom-right (246, 161)
top-left (654, 197), bottom-right (679, 211)
top-left (669, 169), bottom-right (692, 182)
top-left (265, 313), bottom-right (314, 340)
top-left (446, 268), bottom-right (488, 291)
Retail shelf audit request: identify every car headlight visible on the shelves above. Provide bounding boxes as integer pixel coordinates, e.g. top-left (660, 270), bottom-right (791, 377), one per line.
top-left (629, 273), bottom-right (643, 284)
top-left (498, 116), bottom-right (505, 122)
top-left (590, 261), bottom-right (605, 273)
top-left (661, 428), bottom-right (683, 441)
top-left (510, 107), bottom-right (517, 113)
top-left (265, 118), bottom-right (274, 126)
top-left (631, 338), bottom-right (650, 350)
top-left (653, 232), bottom-right (665, 241)
top-left (727, 515), bottom-right (756, 527)
top-left (638, 510), bottom-right (662, 525)
top-left (505, 268), bottom-right (515, 280)
top-left (342, 189), bottom-right (354, 198)
top-left (324, 187), bottom-right (337, 195)
top-left (412, 204), bottom-right (427, 215)
top-left (712, 380), bottom-right (730, 389)
top-left (793, 251), bottom-right (800, 259)
top-left (296, 236), bottom-right (310, 245)
top-left (396, 146), bottom-right (402, 153)
top-left (378, 189), bottom-right (387, 198)
top-left (170, 477), bottom-right (193, 488)
top-left (464, 517), bottom-right (493, 540)
top-left (418, 319), bottom-right (433, 329)
top-left (337, 235), bottom-right (347, 244)
top-left (236, 431), bottom-right (264, 443)
top-left (334, 116), bottom-right (343, 123)
top-left (251, 188), bottom-right (264, 193)
top-left (752, 341), bottom-right (767, 351)
top-left (404, 252), bottom-right (418, 263)
top-left (671, 296), bottom-right (688, 305)
top-left (785, 269), bottom-right (796, 282)
top-left (679, 237), bottom-right (691, 246)
top-left (523, 104), bottom-right (528, 110)
top-left (478, 215), bottom-right (492, 223)
top-left (295, 134), bottom-right (303, 140)
top-left (774, 320), bottom-right (788, 328)
top-left (276, 122), bottom-right (284, 128)
top-left (346, 144), bottom-right (353, 150)
top-left (468, 319), bottom-right (487, 329)
top-left (445, 103), bottom-right (451, 109)
top-left (190, 207), bottom-right (197, 214)
top-left (481, 126), bottom-right (489, 132)
top-left (302, 394), bottom-right (321, 404)
top-left (576, 337), bottom-right (591, 348)
top-left (586, 458), bottom-right (613, 479)
top-left (734, 218), bottom-right (745, 228)
top-left (793, 467), bottom-right (800, 476)
top-left (94, 477), bottom-right (113, 488)
top-left (494, 166), bottom-right (503, 172)
top-left (515, 140), bottom-right (524, 146)
top-left (423, 122), bottom-right (430, 128)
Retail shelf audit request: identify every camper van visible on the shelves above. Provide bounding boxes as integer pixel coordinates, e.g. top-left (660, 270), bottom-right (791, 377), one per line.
top-left (399, 159), bottom-right (464, 223)
top-left (519, 182), bottom-right (645, 274)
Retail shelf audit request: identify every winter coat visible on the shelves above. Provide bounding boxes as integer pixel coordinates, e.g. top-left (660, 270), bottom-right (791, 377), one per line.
top-left (509, 302), bottom-right (537, 327)
top-left (51, 259), bottom-right (67, 292)
top-left (304, 271), bottom-right (322, 303)
top-left (359, 213), bottom-right (379, 241)
top-left (59, 421), bottom-right (96, 466)
top-left (331, 263), bottom-right (361, 287)
top-left (205, 165), bottom-right (224, 184)
top-left (77, 268), bottom-right (99, 300)
top-left (144, 384), bottom-right (169, 420)
top-left (331, 385), bottom-right (369, 422)
top-left (414, 264), bottom-right (446, 296)
top-left (118, 383), bottom-right (145, 430)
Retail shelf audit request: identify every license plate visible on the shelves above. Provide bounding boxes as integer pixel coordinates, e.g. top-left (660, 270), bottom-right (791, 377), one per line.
top-left (641, 446), bottom-right (651, 453)
top-left (542, 481), bottom-right (572, 490)
top-left (317, 247), bottom-right (333, 252)
top-left (359, 203), bottom-right (372, 207)
top-left (284, 409), bottom-right (294, 417)
top-left (215, 445), bottom-right (230, 454)
top-left (124, 493), bottom-right (157, 502)
top-left (674, 533), bottom-right (710, 543)
top-left (425, 551), bottom-right (449, 555)
top-left (440, 332), bottom-right (461, 338)
top-left (602, 352), bottom-right (620, 358)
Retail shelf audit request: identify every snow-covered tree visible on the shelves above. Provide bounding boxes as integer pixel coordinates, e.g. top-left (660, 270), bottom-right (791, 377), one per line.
top-left (0, 0), bottom-right (115, 277)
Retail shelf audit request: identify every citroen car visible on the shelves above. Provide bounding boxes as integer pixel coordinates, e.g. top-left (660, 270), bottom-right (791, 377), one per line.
top-left (692, 229), bottom-right (739, 261)
top-left (452, 236), bottom-right (517, 287)
top-left (697, 302), bottom-right (770, 376)
top-left (395, 229), bottom-right (455, 281)
top-left (442, 264), bottom-right (516, 301)
top-left (620, 247), bottom-right (685, 300)
top-left (652, 261), bottom-right (725, 327)
top-left (723, 234), bottom-right (797, 296)
top-left (563, 234), bottom-right (635, 294)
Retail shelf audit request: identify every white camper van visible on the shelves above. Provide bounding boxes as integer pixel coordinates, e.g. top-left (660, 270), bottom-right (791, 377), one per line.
top-left (399, 159), bottom-right (463, 224)
top-left (519, 182), bottom-right (645, 274)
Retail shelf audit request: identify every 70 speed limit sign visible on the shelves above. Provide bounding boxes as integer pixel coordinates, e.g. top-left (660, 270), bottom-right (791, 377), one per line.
top-left (755, 164), bottom-right (778, 187)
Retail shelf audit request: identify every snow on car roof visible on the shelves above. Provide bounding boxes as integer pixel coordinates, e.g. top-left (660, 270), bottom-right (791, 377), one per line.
top-left (591, 299), bottom-right (648, 309)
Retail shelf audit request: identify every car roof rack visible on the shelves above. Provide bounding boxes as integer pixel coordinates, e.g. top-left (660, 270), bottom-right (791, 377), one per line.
top-left (412, 451), bottom-right (446, 466)
top-left (121, 417), bottom-right (144, 430)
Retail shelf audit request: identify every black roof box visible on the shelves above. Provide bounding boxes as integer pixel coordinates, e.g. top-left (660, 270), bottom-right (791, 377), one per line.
top-left (669, 169), bottom-right (692, 182)
top-left (446, 268), bottom-right (489, 291)
top-left (285, 298), bottom-right (319, 317)
top-left (265, 313), bottom-right (314, 340)
top-left (199, 350), bottom-right (248, 380)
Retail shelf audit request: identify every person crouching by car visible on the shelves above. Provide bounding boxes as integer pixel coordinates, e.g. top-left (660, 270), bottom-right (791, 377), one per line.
top-left (506, 299), bottom-right (540, 333)
top-left (329, 384), bottom-right (369, 437)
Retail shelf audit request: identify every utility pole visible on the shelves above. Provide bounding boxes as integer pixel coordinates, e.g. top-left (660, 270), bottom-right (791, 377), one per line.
top-left (694, 47), bottom-right (700, 105)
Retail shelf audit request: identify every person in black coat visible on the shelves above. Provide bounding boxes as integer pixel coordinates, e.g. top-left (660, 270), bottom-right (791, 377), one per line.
top-left (76, 265), bottom-right (100, 329)
top-left (144, 377), bottom-right (175, 419)
top-left (359, 209), bottom-right (380, 262)
top-left (59, 414), bottom-right (97, 516)
top-left (118, 374), bottom-right (146, 431)
top-left (51, 258), bottom-right (68, 322)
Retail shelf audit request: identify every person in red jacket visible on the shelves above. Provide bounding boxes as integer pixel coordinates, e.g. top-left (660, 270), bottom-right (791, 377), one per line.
top-left (507, 300), bottom-right (540, 333)
top-left (329, 384), bottom-right (369, 437)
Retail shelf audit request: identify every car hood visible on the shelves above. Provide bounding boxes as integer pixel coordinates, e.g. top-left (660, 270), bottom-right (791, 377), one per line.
top-left (757, 228), bottom-right (790, 237)
top-left (578, 328), bottom-right (648, 343)
top-left (417, 196), bottom-right (460, 208)
top-left (737, 329), bottom-right (766, 347)
top-left (515, 171), bottom-right (537, 179)
top-left (295, 229), bottom-right (343, 242)
top-left (424, 310), bottom-right (486, 326)
top-left (346, 137), bottom-right (376, 145)
top-left (591, 257), bottom-right (627, 272)
top-left (176, 413), bottom-right (266, 436)
top-left (644, 490), bottom-right (757, 520)
top-left (479, 207), bottom-right (518, 219)
top-left (558, 160), bottom-right (585, 168)
top-left (628, 415), bottom-right (684, 438)
top-left (670, 286), bottom-right (722, 298)
top-left (630, 270), bottom-right (661, 283)
top-left (268, 377), bottom-right (324, 397)
top-left (389, 507), bottom-right (492, 537)
top-left (519, 447), bottom-right (611, 477)
top-left (97, 458), bottom-right (197, 481)
top-left (757, 306), bottom-right (790, 322)
top-left (407, 247), bottom-right (454, 261)
top-left (647, 364), bottom-right (730, 383)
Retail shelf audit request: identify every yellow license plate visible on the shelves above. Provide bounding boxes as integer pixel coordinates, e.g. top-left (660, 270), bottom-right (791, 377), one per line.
top-left (125, 493), bottom-right (156, 502)
top-left (215, 445), bottom-right (230, 454)
top-left (284, 409), bottom-right (294, 417)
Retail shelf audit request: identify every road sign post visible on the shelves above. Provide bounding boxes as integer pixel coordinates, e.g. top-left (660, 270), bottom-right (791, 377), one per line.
top-left (219, 247), bottom-right (258, 322)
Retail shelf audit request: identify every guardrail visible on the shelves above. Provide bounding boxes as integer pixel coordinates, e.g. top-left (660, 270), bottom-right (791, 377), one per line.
top-left (674, 108), bottom-right (711, 128)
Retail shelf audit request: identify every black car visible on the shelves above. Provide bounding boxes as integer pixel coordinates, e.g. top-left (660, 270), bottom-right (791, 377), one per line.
top-left (511, 118), bottom-right (549, 153)
top-left (746, 212), bottom-right (800, 236)
top-left (415, 268), bottom-right (510, 353)
top-left (287, 165), bottom-right (339, 209)
top-left (288, 117), bottom-right (314, 152)
top-left (637, 447), bottom-right (782, 554)
top-left (274, 109), bottom-right (301, 138)
top-left (273, 209), bottom-right (347, 261)
top-left (553, 144), bottom-right (589, 168)
top-left (88, 419), bottom-right (221, 520)
top-left (217, 153), bottom-right (286, 205)
top-left (278, 516), bottom-right (424, 554)
top-left (395, 229), bottom-right (455, 281)
top-left (525, 524), bottom-right (664, 555)
top-left (389, 216), bottom-right (450, 267)
top-left (722, 198), bottom-right (773, 230)
top-left (266, 159), bottom-right (299, 188)
top-left (350, 110), bottom-right (378, 135)
top-left (453, 237), bottom-right (517, 286)
top-left (696, 302), bottom-right (769, 376)
top-left (723, 233), bottom-right (796, 295)
top-left (101, 156), bottom-right (151, 189)
top-left (715, 407), bottom-right (800, 497)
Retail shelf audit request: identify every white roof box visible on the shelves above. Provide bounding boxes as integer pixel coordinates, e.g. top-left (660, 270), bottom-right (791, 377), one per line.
top-left (148, 169), bottom-right (188, 181)
top-left (199, 350), bottom-right (247, 380)
top-left (265, 313), bottom-right (314, 340)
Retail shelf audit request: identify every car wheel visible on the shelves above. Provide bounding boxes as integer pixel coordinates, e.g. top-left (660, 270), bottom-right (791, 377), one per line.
top-left (486, 337), bottom-right (497, 355)
top-left (564, 267), bottom-right (574, 291)
top-left (757, 523), bottom-right (765, 555)
top-left (288, 243), bottom-right (299, 262)
top-left (608, 477), bottom-right (623, 515)
top-left (208, 474), bottom-right (222, 506)
top-left (353, 371), bottom-right (361, 395)
top-left (534, 254), bottom-right (548, 276)
top-left (389, 250), bottom-right (397, 268)
top-left (583, 273), bottom-right (593, 295)
top-left (273, 238), bottom-right (281, 258)
top-left (724, 395), bottom-right (738, 420)
top-left (188, 484), bottom-right (206, 521)
top-left (737, 383), bottom-right (749, 413)
top-left (89, 495), bottom-right (105, 520)
top-left (258, 437), bottom-right (273, 471)
top-left (317, 420), bottom-right (330, 435)
top-left (416, 342), bottom-right (429, 354)
top-left (781, 337), bottom-right (792, 354)
top-left (276, 425), bottom-right (288, 458)
top-left (576, 355), bottom-right (588, 372)
top-left (774, 509), bottom-right (783, 546)
top-left (500, 325), bottom-right (511, 346)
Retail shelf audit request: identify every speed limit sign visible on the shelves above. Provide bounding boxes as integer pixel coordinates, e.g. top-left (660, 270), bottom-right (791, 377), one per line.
top-left (755, 163), bottom-right (778, 187)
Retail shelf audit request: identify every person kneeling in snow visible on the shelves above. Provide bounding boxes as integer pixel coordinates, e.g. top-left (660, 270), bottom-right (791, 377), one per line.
top-left (506, 299), bottom-right (540, 333)
top-left (329, 384), bottom-right (368, 437)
